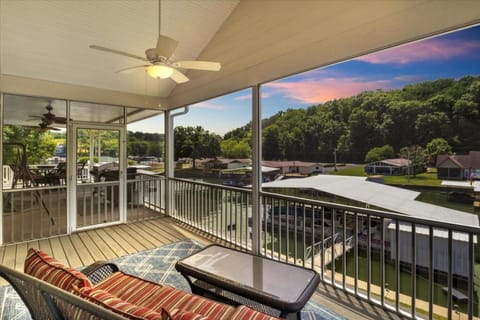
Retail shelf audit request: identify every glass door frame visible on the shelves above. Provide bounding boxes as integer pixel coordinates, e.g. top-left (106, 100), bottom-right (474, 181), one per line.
top-left (67, 122), bottom-right (126, 232)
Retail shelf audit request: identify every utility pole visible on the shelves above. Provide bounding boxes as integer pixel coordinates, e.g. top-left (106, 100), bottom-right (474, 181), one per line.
top-left (333, 148), bottom-right (337, 172)
top-left (407, 148), bottom-right (410, 183)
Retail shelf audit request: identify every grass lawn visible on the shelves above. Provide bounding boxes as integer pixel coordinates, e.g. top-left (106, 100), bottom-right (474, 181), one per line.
top-left (383, 171), bottom-right (442, 186)
top-left (329, 165), bottom-right (442, 186)
top-left (329, 166), bottom-right (367, 176)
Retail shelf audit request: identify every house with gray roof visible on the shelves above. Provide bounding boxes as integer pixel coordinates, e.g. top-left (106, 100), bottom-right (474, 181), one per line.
top-left (364, 158), bottom-right (412, 176)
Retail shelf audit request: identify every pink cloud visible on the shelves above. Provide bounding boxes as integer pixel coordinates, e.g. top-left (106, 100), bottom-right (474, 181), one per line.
top-left (355, 39), bottom-right (480, 65)
top-left (193, 101), bottom-right (226, 110)
top-left (263, 77), bottom-right (392, 104)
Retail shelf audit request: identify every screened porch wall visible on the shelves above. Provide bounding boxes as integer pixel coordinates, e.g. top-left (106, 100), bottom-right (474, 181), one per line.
top-left (1, 93), bottom-right (165, 244)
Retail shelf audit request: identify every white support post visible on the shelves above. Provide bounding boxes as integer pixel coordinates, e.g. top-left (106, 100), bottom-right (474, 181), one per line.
top-left (164, 107), bottom-right (189, 216)
top-left (164, 110), bottom-right (174, 216)
top-left (0, 93), bottom-right (4, 245)
top-left (251, 84), bottom-right (262, 254)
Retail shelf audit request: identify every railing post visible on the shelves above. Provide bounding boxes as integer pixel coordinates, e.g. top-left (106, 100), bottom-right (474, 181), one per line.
top-left (251, 84), bottom-right (262, 254)
top-left (164, 110), bottom-right (174, 216)
top-left (0, 93), bottom-right (3, 246)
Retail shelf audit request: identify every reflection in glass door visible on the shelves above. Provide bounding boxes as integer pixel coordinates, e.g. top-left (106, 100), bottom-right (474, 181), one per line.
top-left (71, 125), bottom-right (125, 230)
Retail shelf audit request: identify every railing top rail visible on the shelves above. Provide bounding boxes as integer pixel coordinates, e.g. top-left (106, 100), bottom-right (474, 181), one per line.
top-left (170, 177), bottom-right (250, 192)
top-left (136, 172), bottom-right (165, 178)
top-left (127, 175), bottom-right (164, 182)
top-left (76, 181), bottom-right (120, 187)
top-left (3, 185), bottom-right (67, 193)
top-left (169, 176), bottom-right (480, 234)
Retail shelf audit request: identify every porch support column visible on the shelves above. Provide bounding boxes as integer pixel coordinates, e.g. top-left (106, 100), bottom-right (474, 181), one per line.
top-left (164, 110), bottom-right (174, 216)
top-left (0, 93), bottom-right (3, 245)
top-left (251, 84), bottom-right (262, 254)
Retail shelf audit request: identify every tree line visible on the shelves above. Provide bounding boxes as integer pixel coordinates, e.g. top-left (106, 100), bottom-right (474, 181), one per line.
top-left (227, 76), bottom-right (480, 164)
top-left (128, 131), bottom-right (163, 159)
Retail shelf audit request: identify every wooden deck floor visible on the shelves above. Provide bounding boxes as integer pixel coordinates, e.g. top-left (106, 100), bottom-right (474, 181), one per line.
top-left (0, 216), bottom-right (401, 320)
top-left (0, 216), bottom-right (211, 271)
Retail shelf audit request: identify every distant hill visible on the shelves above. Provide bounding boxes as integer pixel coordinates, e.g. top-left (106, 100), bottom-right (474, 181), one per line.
top-left (224, 76), bottom-right (480, 163)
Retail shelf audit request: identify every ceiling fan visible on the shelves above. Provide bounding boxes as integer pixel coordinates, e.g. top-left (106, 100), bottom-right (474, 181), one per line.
top-left (37, 122), bottom-right (61, 131)
top-left (28, 104), bottom-right (66, 131)
top-left (89, 0), bottom-right (221, 83)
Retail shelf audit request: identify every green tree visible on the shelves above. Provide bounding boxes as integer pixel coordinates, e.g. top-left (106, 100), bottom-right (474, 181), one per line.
top-left (127, 131), bottom-right (164, 159)
top-left (399, 145), bottom-right (426, 176)
top-left (3, 125), bottom-right (56, 165)
top-left (174, 126), bottom-right (221, 168)
top-left (221, 138), bottom-right (251, 158)
top-left (425, 138), bottom-right (452, 165)
top-left (147, 141), bottom-right (163, 158)
top-left (263, 125), bottom-right (281, 160)
top-left (414, 112), bottom-right (450, 145)
top-left (364, 145), bottom-right (395, 163)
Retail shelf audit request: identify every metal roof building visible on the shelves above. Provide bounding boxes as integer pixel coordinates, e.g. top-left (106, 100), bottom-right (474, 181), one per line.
top-left (262, 175), bottom-right (479, 227)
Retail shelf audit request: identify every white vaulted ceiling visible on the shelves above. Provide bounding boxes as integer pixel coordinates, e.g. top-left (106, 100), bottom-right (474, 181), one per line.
top-left (1, 0), bottom-right (480, 111)
top-left (0, 0), bottom-right (238, 106)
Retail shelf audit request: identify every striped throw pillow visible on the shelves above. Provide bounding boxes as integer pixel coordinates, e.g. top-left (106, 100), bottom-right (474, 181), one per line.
top-left (24, 248), bottom-right (92, 291)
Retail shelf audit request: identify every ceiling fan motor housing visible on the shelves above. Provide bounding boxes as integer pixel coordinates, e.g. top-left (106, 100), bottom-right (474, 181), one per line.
top-left (145, 48), bottom-right (166, 62)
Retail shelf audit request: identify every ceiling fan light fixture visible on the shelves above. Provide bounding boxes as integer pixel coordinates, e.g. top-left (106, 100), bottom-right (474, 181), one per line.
top-left (147, 65), bottom-right (173, 79)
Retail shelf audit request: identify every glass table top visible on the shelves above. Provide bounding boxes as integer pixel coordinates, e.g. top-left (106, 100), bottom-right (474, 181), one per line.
top-left (178, 245), bottom-right (317, 302)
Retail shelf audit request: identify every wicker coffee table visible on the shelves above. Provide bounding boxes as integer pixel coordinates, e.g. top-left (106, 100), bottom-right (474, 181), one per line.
top-left (175, 244), bottom-right (320, 320)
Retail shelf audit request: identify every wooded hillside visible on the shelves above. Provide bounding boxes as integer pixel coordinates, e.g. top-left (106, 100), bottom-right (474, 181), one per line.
top-left (226, 76), bottom-right (480, 163)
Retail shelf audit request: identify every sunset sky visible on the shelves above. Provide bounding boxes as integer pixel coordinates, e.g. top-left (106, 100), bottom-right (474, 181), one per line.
top-left (129, 24), bottom-right (480, 135)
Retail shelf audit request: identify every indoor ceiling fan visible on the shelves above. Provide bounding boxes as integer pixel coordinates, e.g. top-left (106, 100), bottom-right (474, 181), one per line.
top-left (88, 0), bottom-right (221, 83)
top-left (28, 104), bottom-right (65, 131)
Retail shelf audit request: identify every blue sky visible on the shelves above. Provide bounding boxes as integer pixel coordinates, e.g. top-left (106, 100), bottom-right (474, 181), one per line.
top-left (128, 24), bottom-right (480, 136)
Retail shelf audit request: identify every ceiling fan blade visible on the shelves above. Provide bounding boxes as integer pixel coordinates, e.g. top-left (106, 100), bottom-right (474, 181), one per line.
top-left (155, 35), bottom-right (178, 59)
top-left (170, 69), bottom-right (189, 83)
top-left (89, 45), bottom-right (148, 62)
top-left (115, 65), bottom-right (150, 73)
top-left (54, 117), bottom-right (68, 124)
top-left (173, 60), bottom-right (221, 71)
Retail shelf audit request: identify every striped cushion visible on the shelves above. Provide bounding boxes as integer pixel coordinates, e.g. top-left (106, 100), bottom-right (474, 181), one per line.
top-left (76, 286), bottom-right (163, 320)
top-left (95, 272), bottom-right (186, 310)
top-left (96, 272), bottom-right (236, 320)
top-left (230, 305), bottom-right (280, 320)
top-left (24, 248), bottom-right (92, 291)
top-left (176, 294), bottom-right (235, 319)
top-left (163, 308), bottom-right (212, 320)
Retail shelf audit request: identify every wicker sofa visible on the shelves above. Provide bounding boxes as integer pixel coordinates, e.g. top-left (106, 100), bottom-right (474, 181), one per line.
top-left (0, 248), bottom-right (281, 320)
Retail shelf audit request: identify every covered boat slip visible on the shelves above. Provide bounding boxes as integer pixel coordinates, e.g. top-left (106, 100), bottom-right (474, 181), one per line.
top-left (262, 175), bottom-right (478, 227)
top-left (263, 175), bottom-right (478, 278)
